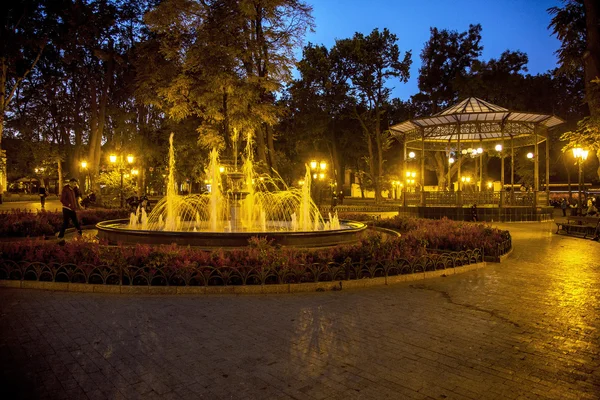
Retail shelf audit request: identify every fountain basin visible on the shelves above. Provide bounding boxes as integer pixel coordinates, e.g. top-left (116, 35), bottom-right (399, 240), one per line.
top-left (96, 219), bottom-right (367, 248)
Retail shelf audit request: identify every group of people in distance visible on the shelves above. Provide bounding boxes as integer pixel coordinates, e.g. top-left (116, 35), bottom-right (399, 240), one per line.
top-left (559, 195), bottom-right (600, 242)
top-left (330, 191), bottom-right (345, 208)
top-left (559, 196), bottom-right (598, 217)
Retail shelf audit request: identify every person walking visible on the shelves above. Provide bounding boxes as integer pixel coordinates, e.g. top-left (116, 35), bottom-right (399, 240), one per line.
top-left (0, 181), bottom-right (3, 204)
top-left (58, 178), bottom-right (82, 240)
top-left (471, 203), bottom-right (479, 222)
top-left (39, 184), bottom-right (47, 210)
top-left (560, 198), bottom-right (567, 217)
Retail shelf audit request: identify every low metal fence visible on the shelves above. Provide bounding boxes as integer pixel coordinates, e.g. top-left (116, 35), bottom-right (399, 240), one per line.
top-left (0, 249), bottom-right (483, 287)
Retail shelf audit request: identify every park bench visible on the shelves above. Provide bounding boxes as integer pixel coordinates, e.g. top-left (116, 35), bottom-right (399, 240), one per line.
top-left (555, 215), bottom-right (599, 238)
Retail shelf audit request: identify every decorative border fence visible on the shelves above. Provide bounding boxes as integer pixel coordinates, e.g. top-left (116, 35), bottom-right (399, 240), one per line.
top-left (0, 249), bottom-right (483, 287)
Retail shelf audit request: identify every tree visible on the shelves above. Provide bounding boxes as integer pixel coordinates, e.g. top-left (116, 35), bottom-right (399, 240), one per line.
top-left (413, 24), bottom-right (483, 114)
top-left (287, 43), bottom-right (357, 191)
top-left (337, 28), bottom-right (412, 202)
top-left (145, 0), bottom-right (313, 174)
top-left (550, 0), bottom-right (600, 179)
top-left (0, 0), bottom-right (67, 188)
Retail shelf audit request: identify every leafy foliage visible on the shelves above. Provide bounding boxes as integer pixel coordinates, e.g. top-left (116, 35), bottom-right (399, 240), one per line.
top-left (0, 210), bottom-right (130, 238)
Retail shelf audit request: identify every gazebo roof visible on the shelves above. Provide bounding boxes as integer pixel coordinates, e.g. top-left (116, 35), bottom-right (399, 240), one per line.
top-left (390, 97), bottom-right (565, 150)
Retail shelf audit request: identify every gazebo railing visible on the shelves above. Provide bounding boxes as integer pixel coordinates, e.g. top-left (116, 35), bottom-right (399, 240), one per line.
top-left (400, 191), bottom-right (546, 207)
top-left (422, 191), bottom-right (458, 205)
top-left (460, 192), bottom-right (501, 206)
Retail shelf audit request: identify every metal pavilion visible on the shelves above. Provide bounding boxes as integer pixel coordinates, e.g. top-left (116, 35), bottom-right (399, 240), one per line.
top-left (390, 97), bottom-right (565, 210)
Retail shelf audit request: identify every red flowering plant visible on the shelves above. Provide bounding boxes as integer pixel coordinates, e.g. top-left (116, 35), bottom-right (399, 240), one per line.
top-left (375, 216), bottom-right (509, 254)
top-left (0, 210), bottom-right (130, 238)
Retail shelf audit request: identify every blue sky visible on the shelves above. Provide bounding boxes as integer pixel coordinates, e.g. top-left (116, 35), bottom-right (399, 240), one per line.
top-left (298, 0), bottom-right (562, 100)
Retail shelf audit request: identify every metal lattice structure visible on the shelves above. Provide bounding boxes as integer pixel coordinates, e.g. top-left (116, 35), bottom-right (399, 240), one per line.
top-left (389, 97), bottom-right (565, 197)
top-left (391, 97), bottom-right (563, 150)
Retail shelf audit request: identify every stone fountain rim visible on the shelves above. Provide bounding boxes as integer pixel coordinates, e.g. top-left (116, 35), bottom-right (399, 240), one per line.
top-left (96, 218), bottom-right (367, 236)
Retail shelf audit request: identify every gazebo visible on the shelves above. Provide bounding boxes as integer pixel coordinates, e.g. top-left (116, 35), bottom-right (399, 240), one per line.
top-left (390, 97), bottom-right (565, 221)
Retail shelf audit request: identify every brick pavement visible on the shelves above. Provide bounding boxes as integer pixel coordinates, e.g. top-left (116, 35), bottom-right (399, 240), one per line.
top-left (1, 221), bottom-right (599, 399)
top-left (0, 199), bottom-right (63, 213)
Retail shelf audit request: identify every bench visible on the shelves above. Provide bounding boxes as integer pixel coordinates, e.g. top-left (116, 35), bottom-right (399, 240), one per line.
top-left (555, 216), bottom-right (599, 238)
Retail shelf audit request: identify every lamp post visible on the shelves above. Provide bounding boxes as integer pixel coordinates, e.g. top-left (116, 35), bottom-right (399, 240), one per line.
top-left (461, 176), bottom-right (471, 191)
top-left (573, 147), bottom-right (589, 215)
top-left (80, 161), bottom-right (88, 193)
top-left (310, 159), bottom-right (327, 207)
top-left (109, 153), bottom-right (134, 208)
top-left (448, 156), bottom-right (455, 191)
top-left (405, 171), bottom-right (417, 192)
top-left (391, 180), bottom-right (403, 199)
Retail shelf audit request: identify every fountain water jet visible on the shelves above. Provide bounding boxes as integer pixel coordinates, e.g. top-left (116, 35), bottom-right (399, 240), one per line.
top-left (96, 134), bottom-right (365, 247)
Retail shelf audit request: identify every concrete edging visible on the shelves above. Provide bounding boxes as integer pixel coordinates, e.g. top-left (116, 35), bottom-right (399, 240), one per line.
top-left (0, 261), bottom-right (487, 295)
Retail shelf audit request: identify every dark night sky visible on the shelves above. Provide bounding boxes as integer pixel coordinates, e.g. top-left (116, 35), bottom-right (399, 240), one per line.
top-left (300, 0), bottom-right (562, 100)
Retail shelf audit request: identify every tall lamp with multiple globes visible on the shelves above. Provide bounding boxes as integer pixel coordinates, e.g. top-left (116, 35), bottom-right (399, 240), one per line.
top-left (309, 159), bottom-right (327, 205)
top-left (80, 161), bottom-right (88, 192)
top-left (109, 153), bottom-right (134, 208)
top-left (573, 147), bottom-right (589, 215)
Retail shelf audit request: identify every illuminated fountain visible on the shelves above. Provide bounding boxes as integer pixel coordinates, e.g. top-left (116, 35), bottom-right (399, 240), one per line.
top-left (96, 133), bottom-right (365, 247)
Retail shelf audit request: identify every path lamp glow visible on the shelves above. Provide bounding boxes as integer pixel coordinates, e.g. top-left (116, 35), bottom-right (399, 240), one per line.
top-left (80, 161), bottom-right (88, 192)
top-left (109, 153), bottom-right (135, 208)
top-left (572, 147), bottom-right (589, 215)
top-left (448, 157), bottom-right (455, 191)
top-left (406, 171), bottom-right (417, 191)
top-left (309, 160), bottom-right (328, 206)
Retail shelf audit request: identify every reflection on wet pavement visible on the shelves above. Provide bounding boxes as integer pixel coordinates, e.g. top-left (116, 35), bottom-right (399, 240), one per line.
top-left (0, 221), bottom-right (599, 399)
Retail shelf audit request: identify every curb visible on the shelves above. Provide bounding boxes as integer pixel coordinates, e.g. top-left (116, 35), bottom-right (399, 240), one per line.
top-left (0, 261), bottom-right (487, 295)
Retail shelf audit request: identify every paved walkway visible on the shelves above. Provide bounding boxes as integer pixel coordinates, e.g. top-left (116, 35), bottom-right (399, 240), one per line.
top-left (1, 222), bottom-right (599, 400)
top-left (0, 199), bottom-right (63, 213)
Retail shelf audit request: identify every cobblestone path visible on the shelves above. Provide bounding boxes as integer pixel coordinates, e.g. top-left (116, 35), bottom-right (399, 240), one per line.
top-left (1, 222), bottom-right (599, 399)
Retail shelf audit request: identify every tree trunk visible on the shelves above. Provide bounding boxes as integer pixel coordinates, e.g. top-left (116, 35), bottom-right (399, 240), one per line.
top-left (0, 58), bottom-right (6, 152)
top-left (266, 124), bottom-right (276, 172)
top-left (583, 0), bottom-right (600, 180)
top-left (57, 157), bottom-right (63, 196)
top-left (87, 48), bottom-right (115, 204)
top-left (255, 126), bottom-right (267, 165)
top-left (374, 106), bottom-right (383, 203)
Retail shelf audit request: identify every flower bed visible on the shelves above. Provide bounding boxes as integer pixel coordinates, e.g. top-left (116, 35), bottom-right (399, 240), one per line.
top-left (0, 210), bottom-right (131, 238)
top-left (0, 214), bottom-right (510, 288)
top-left (0, 234), bottom-right (483, 286)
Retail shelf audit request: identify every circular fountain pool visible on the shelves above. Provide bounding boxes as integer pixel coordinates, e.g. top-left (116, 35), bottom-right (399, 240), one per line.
top-left (103, 133), bottom-right (367, 248)
top-left (96, 219), bottom-right (367, 248)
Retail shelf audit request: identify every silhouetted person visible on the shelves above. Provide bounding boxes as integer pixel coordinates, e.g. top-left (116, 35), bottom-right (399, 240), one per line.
top-left (58, 178), bottom-right (82, 240)
top-left (471, 204), bottom-right (478, 222)
top-left (560, 198), bottom-right (567, 217)
top-left (39, 185), bottom-right (47, 210)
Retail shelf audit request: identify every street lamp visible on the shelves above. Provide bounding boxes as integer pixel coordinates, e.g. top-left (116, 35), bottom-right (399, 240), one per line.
top-left (391, 180), bottom-right (403, 199)
top-left (310, 159), bottom-right (327, 206)
top-left (461, 176), bottom-right (471, 191)
top-left (573, 147), bottom-right (589, 215)
top-left (405, 171), bottom-right (417, 192)
top-left (448, 156), bottom-right (455, 191)
top-left (109, 153), bottom-right (134, 208)
top-left (80, 161), bottom-right (88, 192)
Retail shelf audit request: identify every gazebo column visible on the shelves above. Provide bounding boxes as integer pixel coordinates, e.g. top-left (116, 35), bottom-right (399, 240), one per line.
top-left (500, 126), bottom-right (505, 209)
top-left (511, 135), bottom-right (515, 204)
top-left (420, 130), bottom-right (425, 206)
top-left (457, 124), bottom-right (462, 206)
top-left (545, 127), bottom-right (550, 206)
top-left (534, 125), bottom-right (539, 208)
top-left (479, 140), bottom-right (483, 193)
top-left (403, 135), bottom-right (407, 209)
